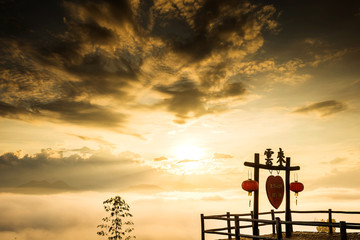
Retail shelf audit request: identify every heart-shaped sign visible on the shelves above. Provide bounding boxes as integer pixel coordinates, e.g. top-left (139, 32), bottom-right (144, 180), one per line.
top-left (266, 175), bottom-right (284, 209)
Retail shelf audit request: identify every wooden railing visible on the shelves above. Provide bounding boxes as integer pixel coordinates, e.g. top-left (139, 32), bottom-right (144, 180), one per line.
top-left (201, 209), bottom-right (360, 240)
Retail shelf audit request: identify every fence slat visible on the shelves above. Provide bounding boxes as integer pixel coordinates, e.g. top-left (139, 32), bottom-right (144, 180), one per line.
top-left (201, 214), bottom-right (205, 240)
top-left (202, 210), bottom-right (360, 240)
top-left (271, 209), bottom-right (276, 235)
top-left (275, 217), bottom-right (282, 240)
top-left (235, 215), bottom-right (240, 240)
top-left (227, 212), bottom-right (231, 240)
top-left (328, 209), bottom-right (333, 234)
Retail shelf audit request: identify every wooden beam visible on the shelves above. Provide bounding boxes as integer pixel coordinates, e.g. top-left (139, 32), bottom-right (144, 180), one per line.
top-left (244, 162), bottom-right (300, 171)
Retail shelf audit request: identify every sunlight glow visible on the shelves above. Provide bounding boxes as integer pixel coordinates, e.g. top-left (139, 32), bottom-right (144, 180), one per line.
top-left (174, 144), bottom-right (204, 160)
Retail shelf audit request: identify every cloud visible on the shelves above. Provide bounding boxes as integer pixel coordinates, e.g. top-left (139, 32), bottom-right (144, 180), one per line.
top-left (0, 148), bottom-right (241, 193)
top-left (201, 195), bottom-right (225, 201)
top-left (310, 165), bottom-right (360, 190)
top-left (67, 134), bottom-right (116, 148)
top-left (0, 0), bottom-right (280, 128)
top-left (293, 100), bottom-right (347, 117)
top-left (154, 79), bottom-right (207, 123)
top-left (123, 184), bottom-right (164, 193)
top-left (321, 157), bottom-right (348, 165)
top-left (153, 156), bottom-right (168, 161)
top-left (0, 101), bottom-right (32, 119)
top-left (235, 58), bottom-right (311, 84)
top-left (35, 100), bottom-right (127, 127)
top-left (213, 153), bottom-right (233, 159)
top-left (177, 159), bottom-right (197, 164)
top-left (326, 191), bottom-right (360, 201)
top-left (0, 149), bottom-right (156, 192)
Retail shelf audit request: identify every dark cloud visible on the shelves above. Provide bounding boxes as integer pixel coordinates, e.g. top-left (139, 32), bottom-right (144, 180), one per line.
top-left (67, 134), bottom-right (116, 148)
top-left (154, 79), bottom-right (206, 122)
top-left (199, 61), bottom-right (228, 88)
top-left (0, 101), bottom-right (31, 118)
top-left (0, 149), bottom-right (154, 191)
top-left (153, 78), bottom-right (247, 123)
top-left (293, 100), bottom-right (347, 117)
top-left (63, 0), bottom-right (135, 27)
top-left (150, 0), bottom-right (277, 61)
top-left (0, 149), bottom-right (240, 194)
top-left (0, 0), bottom-right (279, 128)
top-left (35, 99), bottom-right (127, 128)
top-left (0, 99), bottom-right (130, 133)
top-left (217, 82), bottom-right (247, 98)
top-left (64, 20), bottom-right (117, 46)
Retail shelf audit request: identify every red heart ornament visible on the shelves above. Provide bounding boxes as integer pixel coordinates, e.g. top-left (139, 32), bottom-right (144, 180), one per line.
top-left (266, 175), bottom-right (284, 209)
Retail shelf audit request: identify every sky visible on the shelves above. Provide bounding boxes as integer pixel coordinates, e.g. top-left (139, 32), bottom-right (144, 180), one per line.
top-left (1, 0), bottom-right (360, 239)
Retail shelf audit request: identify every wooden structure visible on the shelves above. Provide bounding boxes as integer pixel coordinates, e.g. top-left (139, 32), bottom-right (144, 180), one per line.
top-left (200, 151), bottom-right (360, 239)
top-left (201, 209), bottom-right (360, 240)
top-left (244, 153), bottom-right (300, 237)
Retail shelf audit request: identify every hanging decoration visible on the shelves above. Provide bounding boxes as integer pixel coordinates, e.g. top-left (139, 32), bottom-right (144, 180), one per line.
top-left (266, 175), bottom-right (284, 209)
top-left (242, 178), bottom-right (258, 207)
top-left (290, 180), bottom-right (304, 205)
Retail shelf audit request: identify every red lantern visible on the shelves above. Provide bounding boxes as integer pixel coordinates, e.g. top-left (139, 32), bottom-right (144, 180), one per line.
top-left (290, 181), bottom-right (304, 195)
top-left (242, 179), bottom-right (259, 196)
top-left (290, 180), bottom-right (304, 205)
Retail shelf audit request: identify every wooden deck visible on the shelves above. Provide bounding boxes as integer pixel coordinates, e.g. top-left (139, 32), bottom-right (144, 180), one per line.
top-left (223, 231), bottom-right (360, 240)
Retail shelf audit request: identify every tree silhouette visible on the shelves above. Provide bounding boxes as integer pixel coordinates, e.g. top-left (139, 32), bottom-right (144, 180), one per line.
top-left (97, 196), bottom-right (135, 240)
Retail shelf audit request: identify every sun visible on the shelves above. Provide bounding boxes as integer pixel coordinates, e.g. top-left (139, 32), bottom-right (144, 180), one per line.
top-left (174, 144), bottom-right (204, 160)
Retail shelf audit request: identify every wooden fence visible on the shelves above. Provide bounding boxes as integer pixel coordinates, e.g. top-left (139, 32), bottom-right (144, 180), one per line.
top-left (201, 209), bottom-right (360, 240)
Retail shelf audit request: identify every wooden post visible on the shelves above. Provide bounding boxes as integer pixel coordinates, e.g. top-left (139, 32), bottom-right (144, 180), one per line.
top-left (340, 221), bottom-right (347, 240)
top-left (235, 215), bottom-right (240, 240)
top-left (328, 209), bottom-right (333, 234)
top-left (275, 217), bottom-right (282, 240)
top-left (226, 212), bottom-right (231, 240)
top-left (285, 157), bottom-right (292, 237)
top-left (201, 214), bottom-right (205, 240)
top-left (271, 209), bottom-right (276, 235)
top-left (253, 153), bottom-right (260, 237)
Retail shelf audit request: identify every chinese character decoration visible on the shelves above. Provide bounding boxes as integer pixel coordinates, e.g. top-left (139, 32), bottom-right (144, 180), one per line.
top-left (264, 148), bottom-right (274, 166)
top-left (277, 148), bottom-right (286, 166)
